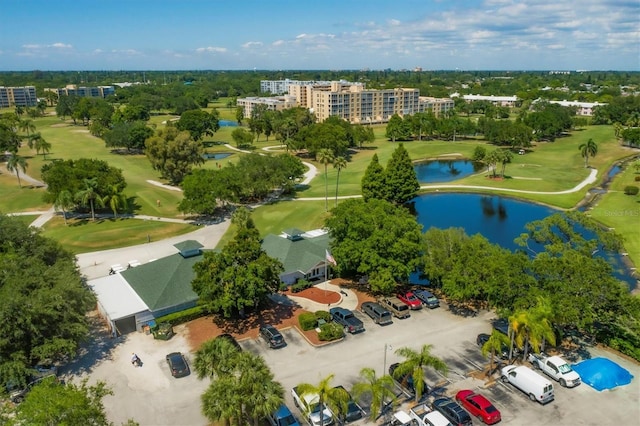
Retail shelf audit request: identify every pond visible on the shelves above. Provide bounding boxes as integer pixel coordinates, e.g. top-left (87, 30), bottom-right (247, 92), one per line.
top-left (410, 192), bottom-right (636, 290)
top-left (414, 159), bottom-right (484, 183)
top-left (202, 152), bottom-right (232, 160)
top-left (219, 120), bottom-right (238, 127)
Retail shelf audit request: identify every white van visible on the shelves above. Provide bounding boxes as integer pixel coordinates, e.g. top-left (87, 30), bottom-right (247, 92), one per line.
top-left (501, 365), bottom-right (554, 404)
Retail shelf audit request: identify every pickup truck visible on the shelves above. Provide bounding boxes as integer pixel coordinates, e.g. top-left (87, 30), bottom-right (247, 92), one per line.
top-left (329, 307), bottom-right (364, 334)
top-left (409, 402), bottom-right (453, 426)
top-left (291, 386), bottom-right (334, 426)
top-left (528, 353), bottom-right (581, 388)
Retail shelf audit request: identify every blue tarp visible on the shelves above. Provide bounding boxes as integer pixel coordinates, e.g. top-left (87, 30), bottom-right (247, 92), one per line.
top-left (572, 357), bottom-right (634, 391)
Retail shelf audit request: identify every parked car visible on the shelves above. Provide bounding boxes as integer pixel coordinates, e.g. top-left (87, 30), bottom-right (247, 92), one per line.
top-left (333, 385), bottom-right (364, 423)
top-left (396, 291), bottom-right (423, 310)
top-left (413, 289), bottom-right (440, 308)
top-left (268, 403), bottom-right (301, 426)
top-left (389, 362), bottom-right (428, 398)
top-left (476, 333), bottom-right (510, 360)
top-left (165, 352), bottom-right (190, 378)
top-left (455, 390), bottom-right (501, 425)
top-left (432, 397), bottom-right (473, 426)
top-left (378, 297), bottom-right (411, 319)
top-left (260, 324), bottom-right (286, 349)
top-left (528, 353), bottom-right (581, 388)
top-left (330, 307), bottom-right (365, 334)
top-left (215, 333), bottom-right (242, 351)
top-left (361, 301), bottom-right (393, 325)
top-left (501, 365), bottom-right (554, 404)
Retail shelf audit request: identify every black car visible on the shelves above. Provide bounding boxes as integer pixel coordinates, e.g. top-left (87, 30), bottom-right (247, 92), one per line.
top-left (215, 333), bottom-right (242, 351)
top-left (413, 289), bottom-right (440, 308)
top-left (476, 333), bottom-right (511, 359)
top-left (432, 397), bottom-right (473, 426)
top-left (388, 363), bottom-right (428, 398)
top-left (260, 324), bottom-right (286, 349)
top-left (333, 385), bottom-right (363, 423)
top-left (165, 352), bottom-right (190, 378)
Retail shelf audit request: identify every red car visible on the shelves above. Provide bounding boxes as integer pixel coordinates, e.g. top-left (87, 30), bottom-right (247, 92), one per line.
top-left (455, 390), bottom-right (501, 425)
top-left (396, 291), bottom-right (422, 310)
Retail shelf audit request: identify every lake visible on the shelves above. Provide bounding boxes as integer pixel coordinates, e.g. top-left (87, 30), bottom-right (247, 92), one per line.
top-left (411, 192), bottom-right (636, 289)
top-left (415, 159), bottom-right (484, 183)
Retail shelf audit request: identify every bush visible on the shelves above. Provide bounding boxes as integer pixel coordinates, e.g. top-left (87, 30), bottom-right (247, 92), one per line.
top-left (315, 310), bottom-right (332, 322)
top-left (155, 305), bottom-right (207, 326)
top-left (299, 312), bottom-right (318, 331)
top-left (318, 322), bottom-right (344, 341)
top-left (291, 279), bottom-right (312, 293)
top-left (634, 176), bottom-right (640, 182)
top-left (623, 185), bottom-right (639, 195)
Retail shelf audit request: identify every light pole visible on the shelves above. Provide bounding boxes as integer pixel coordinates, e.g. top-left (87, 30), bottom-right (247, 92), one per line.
top-left (382, 344), bottom-right (392, 420)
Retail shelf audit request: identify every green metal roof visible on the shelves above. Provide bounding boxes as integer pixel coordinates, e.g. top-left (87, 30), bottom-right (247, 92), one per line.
top-left (121, 252), bottom-right (202, 312)
top-left (261, 232), bottom-right (330, 274)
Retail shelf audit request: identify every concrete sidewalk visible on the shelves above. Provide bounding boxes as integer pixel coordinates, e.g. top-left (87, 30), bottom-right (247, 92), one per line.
top-left (271, 281), bottom-right (359, 312)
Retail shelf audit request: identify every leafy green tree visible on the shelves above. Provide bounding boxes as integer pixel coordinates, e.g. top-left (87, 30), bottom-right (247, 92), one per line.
top-left (231, 127), bottom-right (254, 148)
top-left (317, 148), bottom-right (334, 211)
top-left (6, 153), bottom-right (27, 188)
top-left (333, 156), bottom-right (347, 207)
top-left (104, 121), bottom-right (153, 152)
top-left (176, 109), bottom-right (220, 141)
top-left (75, 177), bottom-right (104, 220)
top-left (296, 374), bottom-right (349, 426)
top-left (0, 215), bottom-right (95, 386)
top-left (0, 113), bottom-right (21, 153)
top-left (361, 153), bottom-right (386, 202)
top-left (579, 138), bottom-right (598, 168)
top-left (480, 330), bottom-right (511, 376)
top-left (325, 199), bottom-right (423, 289)
top-left (352, 123), bottom-right (375, 148)
top-left (14, 378), bottom-right (116, 426)
top-left (472, 145), bottom-right (487, 162)
top-left (352, 367), bottom-right (397, 421)
top-left (385, 114), bottom-right (412, 142)
top-left (384, 143), bottom-right (420, 205)
top-left (235, 106), bottom-right (244, 125)
top-left (393, 344), bottom-right (447, 402)
top-left (192, 210), bottom-right (283, 318)
top-left (55, 94), bottom-right (78, 120)
top-left (145, 126), bottom-right (205, 185)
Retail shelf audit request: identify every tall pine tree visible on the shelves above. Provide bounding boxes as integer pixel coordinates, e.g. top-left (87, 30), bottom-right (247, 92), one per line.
top-left (361, 153), bottom-right (386, 202)
top-left (384, 143), bottom-right (420, 205)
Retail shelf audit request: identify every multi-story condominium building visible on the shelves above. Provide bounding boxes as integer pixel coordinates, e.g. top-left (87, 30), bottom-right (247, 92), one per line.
top-left (44, 85), bottom-right (115, 99)
top-left (260, 79), bottom-right (356, 95)
top-left (546, 100), bottom-right (607, 116)
top-left (236, 95), bottom-right (297, 118)
top-left (0, 86), bottom-right (38, 108)
top-left (452, 93), bottom-right (519, 107)
top-left (418, 96), bottom-right (455, 117)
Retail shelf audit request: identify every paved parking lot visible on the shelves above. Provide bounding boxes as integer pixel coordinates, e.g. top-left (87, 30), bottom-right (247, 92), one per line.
top-left (67, 303), bottom-right (639, 426)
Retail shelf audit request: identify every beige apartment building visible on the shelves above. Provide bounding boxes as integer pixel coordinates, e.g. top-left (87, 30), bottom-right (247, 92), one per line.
top-left (0, 86), bottom-right (38, 108)
top-left (44, 84), bottom-right (115, 99)
top-left (240, 80), bottom-right (453, 124)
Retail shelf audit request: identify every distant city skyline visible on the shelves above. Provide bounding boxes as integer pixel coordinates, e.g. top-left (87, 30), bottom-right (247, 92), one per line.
top-left (1, 0), bottom-right (638, 71)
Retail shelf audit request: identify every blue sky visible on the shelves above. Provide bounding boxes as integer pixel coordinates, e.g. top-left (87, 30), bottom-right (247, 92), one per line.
top-left (1, 0), bottom-right (638, 71)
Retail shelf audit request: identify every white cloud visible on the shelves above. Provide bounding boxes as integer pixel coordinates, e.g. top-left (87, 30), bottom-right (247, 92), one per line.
top-left (242, 41), bottom-right (263, 49)
top-left (195, 46), bottom-right (227, 53)
top-left (51, 42), bottom-right (72, 49)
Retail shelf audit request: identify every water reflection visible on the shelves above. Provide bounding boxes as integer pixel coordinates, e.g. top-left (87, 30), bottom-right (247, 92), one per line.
top-left (414, 159), bottom-right (484, 183)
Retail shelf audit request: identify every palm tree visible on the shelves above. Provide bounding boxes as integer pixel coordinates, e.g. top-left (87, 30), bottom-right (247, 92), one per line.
top-left (6, 154), bottom-right (28, 188)
top-left (102, 184), bottom-right (128, 218)
top-left (201, 375), bottom-right (242, 426)
top-left (54, 190), bottom-right (74, 225)
top-left (317, 149), bottom-right (334, 211)
top-left (296, 374), bottom-right (349, 426)
top-left (579, 138), bottom-right (598, 168)
top-left (333, 156), bottom-right (347, 207)
top-left (351, 367), bottom-right (396, 421)
top-left (499, 149), bottom-right (513, 177)
top-left (393, 344), bottom-right (448, 402)
top-left (32, 133), bottom-right (51, 159)
top-left (19, 118), bottom-right (36, 148)
top-left (75, 177), bottom-right (103, 221)
top-left (480, 330), bottom-right (511, 377)
top-left (236, 353), bottom-right (284, 426)
top-left (194, 336), bottom-right (242, 379)
top-left (509, 303), bottom-right (556, 361)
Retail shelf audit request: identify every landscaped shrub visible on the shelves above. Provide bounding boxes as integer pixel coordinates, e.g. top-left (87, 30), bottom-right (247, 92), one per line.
top-left (624, 185), bottom-right (639, 195)
top-left (299, 312), bottom-right (318, 331)
top-left (155, 305), bottom-right (207, 326)
top-left (634, 176), bottom-right (640, 182)
top-left (291, 279), bottom-right (312, 293)
top-left (315, 310), bottom-right (332, 322)
top-left (318, 322), bottom-right (344, 341)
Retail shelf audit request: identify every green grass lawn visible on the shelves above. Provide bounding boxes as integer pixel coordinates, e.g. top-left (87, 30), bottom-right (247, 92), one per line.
top-left (42, 216), bottom-right (198, 254)
top-left (3, 113), bottom-right (638, 266)
top-left (588, 161), bottom-right (640, 270)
